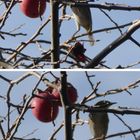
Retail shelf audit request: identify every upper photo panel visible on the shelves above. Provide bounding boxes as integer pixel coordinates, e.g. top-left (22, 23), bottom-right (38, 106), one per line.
top-left (0, 0), bottom-right (140, 69)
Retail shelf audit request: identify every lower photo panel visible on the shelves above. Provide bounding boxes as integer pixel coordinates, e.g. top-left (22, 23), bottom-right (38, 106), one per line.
top-left (0, 71), bottom-right (140, 140)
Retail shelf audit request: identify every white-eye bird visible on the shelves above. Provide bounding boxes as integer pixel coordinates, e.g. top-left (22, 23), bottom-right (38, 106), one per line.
top-left (71, 3), bottom-right (95, 46)
top-left (88, 100), bottom-right (116, 140)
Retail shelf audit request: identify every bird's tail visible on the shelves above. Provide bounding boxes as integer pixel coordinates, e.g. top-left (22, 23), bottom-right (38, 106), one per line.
top-left (88, 34), bottom-right (95, 46)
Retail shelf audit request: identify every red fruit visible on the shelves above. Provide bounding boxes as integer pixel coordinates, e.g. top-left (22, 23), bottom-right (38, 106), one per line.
top-left (70, 42), bottom-right (86, 62)
top-left (20, 0), bottom-right (46, 18)
top-left (31, 91), bottom-right (59, 122)
top-left (77, 54), bottom-right (86, 62)
top-left (52, 83), bottom-right (78, 106)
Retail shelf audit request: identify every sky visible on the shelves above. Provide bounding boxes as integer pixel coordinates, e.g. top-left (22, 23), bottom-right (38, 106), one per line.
top-left (0, 0), bottom-right (140, 68)
top-left (0, 71), bottom-right (140, 140)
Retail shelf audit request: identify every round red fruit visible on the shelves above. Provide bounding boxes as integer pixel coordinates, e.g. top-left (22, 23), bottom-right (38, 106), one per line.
top-left (20, 0), bottom-right (46, 18)
top-left (52, 83), bottom-right (78, 106)
top-left (31, 91), bottom-right (59, 122)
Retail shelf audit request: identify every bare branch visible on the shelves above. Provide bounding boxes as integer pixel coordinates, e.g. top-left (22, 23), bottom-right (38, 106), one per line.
top-left (85, 19), bottom-right (140, 68)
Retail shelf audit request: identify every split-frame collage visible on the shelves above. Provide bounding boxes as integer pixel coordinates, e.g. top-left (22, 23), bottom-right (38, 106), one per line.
top-left (0, 0), bottom-right (140, 140)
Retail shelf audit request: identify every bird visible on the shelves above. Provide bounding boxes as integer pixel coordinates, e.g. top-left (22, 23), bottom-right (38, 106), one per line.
top-left (71, 2), bottom-right (95, 46)
top-left (88, 100), bottom-right (116, 140)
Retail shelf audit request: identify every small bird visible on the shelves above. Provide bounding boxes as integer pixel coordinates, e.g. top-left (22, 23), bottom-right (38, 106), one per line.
top-left (71, 2), bottom-right (95, 46)
top-left (88, 100), bottom-right (116, 140)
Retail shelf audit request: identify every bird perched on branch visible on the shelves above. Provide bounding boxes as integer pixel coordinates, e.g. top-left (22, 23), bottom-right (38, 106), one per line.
top-left (88, 100), bottom-right (116, 140)
top-left (71, 2), bottom-right (95, 46)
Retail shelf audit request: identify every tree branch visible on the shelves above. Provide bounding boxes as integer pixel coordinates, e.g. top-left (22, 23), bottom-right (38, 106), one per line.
top-left (85, 19), bottom-right (140, 68)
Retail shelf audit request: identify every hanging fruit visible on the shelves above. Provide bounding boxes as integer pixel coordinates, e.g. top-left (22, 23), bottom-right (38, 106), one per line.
top-left (19, 0), bottom-right (46, 18)
top-left (31, 90), bottom-right (59, 122)
top-left (45, 81), bottom-right (78, 106)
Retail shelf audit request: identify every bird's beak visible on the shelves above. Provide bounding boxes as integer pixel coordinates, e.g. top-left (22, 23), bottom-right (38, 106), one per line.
top-left (111, 102), bottom-right (117, 105)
